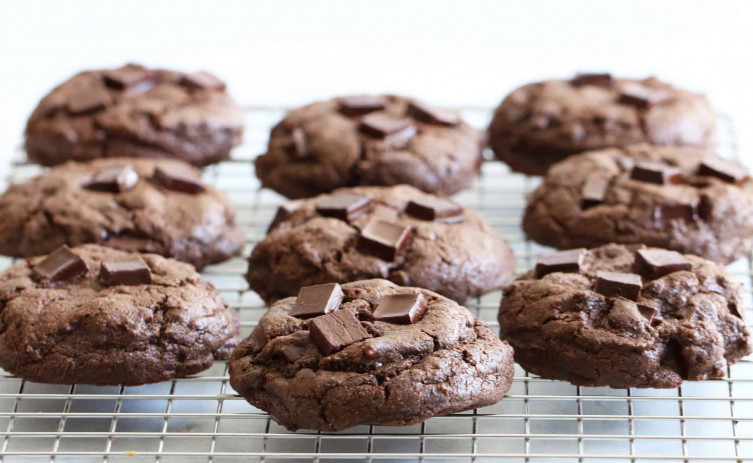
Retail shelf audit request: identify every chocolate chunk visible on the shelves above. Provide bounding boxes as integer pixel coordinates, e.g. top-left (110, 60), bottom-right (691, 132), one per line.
top-left (636, 300), bottom-right (660, 326)
top-left (99, 258), bottom-right (152, 286)
top-left (288, 128), bottom-right (308, 158)
top-left (580, 178), bottom-right (609, 209)
top-left (84, 166), bottom-right (139, 193)
top-left (180, 71), bottom-right (226, 90)
top-left (104, 235), bottom-right (160, 253)
top-left (359, 114), bottom-right (417, 142)
top-left (697, 158), bottom-right (748, 184)
top-left (571, 73), bottom-right (614, 88)
top-left (728, 301), bottom-right (742, 319)
top-left (634, 249), bottom-right (692, 280)
top-left (630, 162), bottom-right (683, 185)
top-left (406, 101), bottom-right (460, 127)
top-left (268, 200), bottom-right (303, 232)
top-left (535, 248), bottom-right (587, 278)
top-left (652, 202), bottom-right (698, 228)
top-left (67, 88), bottom-right (112, 115)
top-left (290, 283), bottom-right (344, 319)
top-left (595, 272), bottom-right (642, 301)
top-left (309, 309), bottom-right (370, 356)
top-left (103, 65), bottom-right (152, 90)
top-left (338, 96), bottom-right (385, 117)
top-left (405, 197), bottom-right (464, 223)
top-left (32, 246), bottom-right (88, 284)
top-left (618, 85), bottom-right (670, 109)
top-left (357, 219), bottom-right (412, 261)
top-left (316, 194), bottom-right (374, 222)
top-left (279, 344), bottom-right (305, 363)
top-left (154, 167), bottom-right (205, 194)
top-left (373, 293), bottom-right (427, 324)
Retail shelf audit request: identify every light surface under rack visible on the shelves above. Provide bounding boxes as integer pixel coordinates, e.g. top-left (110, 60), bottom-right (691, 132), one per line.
top-left (0, 107), bottom-right (750, 463)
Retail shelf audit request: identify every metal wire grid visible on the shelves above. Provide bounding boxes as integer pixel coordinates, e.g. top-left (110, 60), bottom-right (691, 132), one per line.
top-left (0, 107), bottom-right (750, 463)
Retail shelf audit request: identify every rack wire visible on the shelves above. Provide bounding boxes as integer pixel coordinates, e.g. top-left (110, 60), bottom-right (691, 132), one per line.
top-left (0, 107), bottom-right (750, 462)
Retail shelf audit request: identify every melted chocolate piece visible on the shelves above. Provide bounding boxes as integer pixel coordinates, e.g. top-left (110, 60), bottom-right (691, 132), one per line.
top-left (316, 194), bottom-right (374, 222)
top-left (338, 96), bottom-right (385, 117)
top-left (580, 178), bottom-right (609, 209)
top-left (309, 309), bottom-right (370, 356)
top-left (405, 197), bottom-right (464, 223)
top-left (618, 85), bottom-right (670, 109)
top-left (84, 166), bottom-right (139, 193)
top-left (373, 293), bottom-right (427, 324)
top-left (103, 66), bottom-right (152, 90)
top-left (596, 272), bottom-right (642, 301)
top-left (634, 249), bottom-right (692, 280)
top-left (180, 71), bottom-right (226, 90)
top-left (99, 258), bottom-right (152, 286)
top-left (290, 283), bottom-right (344, 319)
top-left (154, 167), bottom-right (205, 194)
top-left (32, 246), bottom-right (88, 284)
top-left (357, 219), bottom-right (412, 261)
top-left (406, 101), bottom-right (460, 127)
top-left (67, 88), bottom-right (112, 115)
top-left (359, 114), bottom-right (417, 142)
top-left (571, 73), bottom-right (614, 87)
top-left (630, 162), bottom-right (683, 185)
top-left (535, 248), bottom-right (587, 278)
top-left (268, 200), bottom-right (303, 232)
top-left (697, 158), bottom-right (748, 184)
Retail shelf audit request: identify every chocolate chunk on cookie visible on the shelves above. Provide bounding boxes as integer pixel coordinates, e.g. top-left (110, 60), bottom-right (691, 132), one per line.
top-left (0, 158), bottom-right (244, 269)
top-left (0, 245), bottom-right (239, 385)
top-left (230, 279), bottom-right (514, 431)
top-left (488, 76), bottom-right (717, 175)
top-left (25, 64), bottom-right (244, 167)
top-left (246, 185), bottom-right (516, 304)
top-left (499, 244), bottom-right (751, 388)
top-left (254, 95), bottom-right (483, 198)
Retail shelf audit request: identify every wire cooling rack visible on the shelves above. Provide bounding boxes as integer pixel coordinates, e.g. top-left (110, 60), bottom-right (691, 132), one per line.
top-left (0, 107), bottom-right (750, 463)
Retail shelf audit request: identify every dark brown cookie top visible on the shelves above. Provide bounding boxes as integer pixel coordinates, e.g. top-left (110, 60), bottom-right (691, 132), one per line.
top-left (230, 279), bottom-right (514, 431)
top-left (0, 244), bottom-right (239, 386)
top-left (0, 157), bottom-right (244, 269)
top-left (523, 145), bottom-right (753, 264)
top-left (25, 64), bottom-right (244, 167)
top-left (246, 185), bottom-right (516, 304)
top-left (500, 244), bottom-right (751, 388)
top-left (488, 75), bottom-right (717, 175)
top-left (254, 95), bottom-right (484, 198)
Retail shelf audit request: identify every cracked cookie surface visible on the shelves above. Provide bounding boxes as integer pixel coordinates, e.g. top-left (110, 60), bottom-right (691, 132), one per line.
top-left (230, 279), bottom-right (514, 431)
top-left (254, 95), bottom-right (484, 198)
top-left (488, 76), bottom-right (716, 175)
top-left (0, 157), bottom-right (244, 269)
top-left (499, 244), bottom-right (751, 388)
top-left (0, 244), bottom-right (240, 385)
top-left (25, 64), bottom-right (244, 167)
top-left (522, 145), bottom-right (753, 264)
top-left (246, 185), bottom-right (515, 304)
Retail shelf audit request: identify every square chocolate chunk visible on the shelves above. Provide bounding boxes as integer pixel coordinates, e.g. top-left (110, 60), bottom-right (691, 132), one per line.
top-left (309, 309), bottom-right (370, 356)
top-left (290, 283), bottom-right (344, 319)
top-left (630, 162), bottom-right (683, 185)
top-left (180, 71), bottom-right (226, 90)
top-left (595, 272), bottom-right (642, 301)
top-left (571, 73), bottom-right (614, 88)
top-left (103, 66), bottom-right (152, 90)
top-left (618, 84), bottom-right (670, 109)
top-left (268, 200), bottom-right (303, 232)
top-left (67, 88), bottom-right (112, 115)
top-left (697, 158), bottom-right (748, 184)
top-left (406, 101), bottom-right (460, 127)
top-left (580, 177), bottom-right (609, 209)
top-left (338, 96), bottom-right (385, 117)
top-left (535, 248), bottom-right (587, 278)
top-left (405, 197), bottom-right (464, 223)
top-left (84, 166), bottom-right (139, 193)
top-left (652, 202), bottom-right (698, 228)
top-left (99, 259), bottom-right (152, 286)
top-left (373, 293), bottom-right (427, 324)
top-left (316, 194), bottom-right (374, 222)
top-left (359, 114), bottom-right (417, 143)
top-left (636, 300), bottom-right (660, 326)
top-left (32, 246), bottom-right (88, 285)
top-left (154, 167), bottom-right (205, 194)
top-left (357, 220), bottom-right (412, 261)
top-left (634, 249), bottom-right (692, 280)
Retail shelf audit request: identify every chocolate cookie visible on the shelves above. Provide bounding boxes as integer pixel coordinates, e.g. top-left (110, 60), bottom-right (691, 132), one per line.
top-left (230, 279), bottom-right (514, 431)
top-left (25, 64), bottom-right (244, 167)
top-left (246, 185), bottom-right (515, 304)
top-left (254, 95), bottom-right (484, 198)
top-left (499, 244), bottom-right (751, 388)
top-left (488, 75), bottom-right (717, 175)
top-left (0, 244), bottom-right (239, 385)
top-left (0, 158), bottom-right (244, 269)
top-left (522, 145), bottom-right (753, 264)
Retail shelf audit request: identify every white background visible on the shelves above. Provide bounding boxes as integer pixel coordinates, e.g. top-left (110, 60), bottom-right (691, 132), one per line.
top-left (1, 0), bottom-right (751, 168)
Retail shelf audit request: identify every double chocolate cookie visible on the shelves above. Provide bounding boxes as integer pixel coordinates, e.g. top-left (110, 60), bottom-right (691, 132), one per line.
top-left (0, 158), bottom-right (244, 269)
top-left (0, 245), bottom-right (239, 385)
top-left (488, 74), bottom-right (717, 175)
top-left (523, 145), bottom-right (753, 264)
top-left (246, 185), bottom-right (516, 304)
top-left (25, 64), bottom-right (244, 167)
top-left (230, 279), bottom-right (514, 431)
top-left (499, 244), bottom-right (751, 388)
top-left (254, 95), bottom-right (484, 198)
